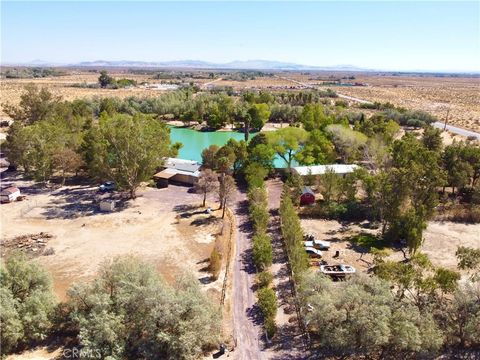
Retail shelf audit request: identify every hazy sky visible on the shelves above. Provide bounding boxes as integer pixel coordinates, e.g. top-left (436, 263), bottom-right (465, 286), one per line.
top-left (2, 1), bottom-right (479, 71)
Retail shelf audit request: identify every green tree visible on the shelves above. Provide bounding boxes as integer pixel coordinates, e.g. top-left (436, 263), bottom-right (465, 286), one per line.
top-left (98, 70), bottom-right (115, 88)
top-left (0, 252), bottom-right (57, 355)
top-left (257, 287), bottom-right (277, 319)
top-left (295, 129), bottom-right (335, 165)
top-left (299, 273), bottom-right (443, 357)
top-left (248, 103), bottom-right (270, 131)
top-left (3, 84), bottom-right (60, 125)
top-left (201, 145), bottom-right (219, 169)
top-left (90, 113), bottom-right (172, 198)
top-left (252, 233), bottom-right (273, 270)
top-left (326, 124), bottom-right (368, 163)
top-left (267, 127), bottom-right (309, 169)
top-left (422, 125), bottom-right (443, 152)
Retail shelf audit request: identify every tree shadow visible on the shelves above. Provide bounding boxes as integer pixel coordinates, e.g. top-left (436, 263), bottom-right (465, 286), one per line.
top-left (246, 304), bottom-right (264, 326)
top-left (190, 215), bottom-right (219, 227)
top-left (40, 188), bottom-right (130, 220)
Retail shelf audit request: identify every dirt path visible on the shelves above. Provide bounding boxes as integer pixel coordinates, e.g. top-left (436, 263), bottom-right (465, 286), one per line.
top-left (231, 185), bottom-right (265, 360)
top-left (265, 179), bottom-right (307, 359)
top-left (202, 77), bottom-right (223, 89)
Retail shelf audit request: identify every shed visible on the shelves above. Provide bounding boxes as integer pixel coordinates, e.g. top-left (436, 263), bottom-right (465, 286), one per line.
top-left (0, 187), bottom-right (20, 203)
top-left (99, 199), bottom-right (116, 212)
top-left (153, 158), bottom-right (201, 187)
top-left (300, 186), bottom-right (315, 206)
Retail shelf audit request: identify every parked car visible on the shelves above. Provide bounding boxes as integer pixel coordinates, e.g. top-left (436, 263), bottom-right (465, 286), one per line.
top-left (305, 247), bottom-right (322, 258)
top-left (320, 264), bottom-right (356, 277)
top-left (303, 239), bottom-right (331, 250)
top-left (99, 181), bottom-right (116, 192)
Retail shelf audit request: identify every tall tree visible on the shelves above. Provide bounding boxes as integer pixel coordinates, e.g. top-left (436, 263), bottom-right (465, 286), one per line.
top-left (267, 127), bottom-right (308, 169)
top-left (195, 169), bottom-right (219, 207)
top-left (218, 175), bottom-right (236, 218)
top-left (90, 113), bottom-right (172, 198)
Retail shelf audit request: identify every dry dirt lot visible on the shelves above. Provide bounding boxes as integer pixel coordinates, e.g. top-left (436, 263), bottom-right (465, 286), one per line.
top-left (300, 218), bottom-right (480, 277)
top-left (0, 173), bottom-right (226, 301)
top-left (285, 72), bottom-right (480, 132)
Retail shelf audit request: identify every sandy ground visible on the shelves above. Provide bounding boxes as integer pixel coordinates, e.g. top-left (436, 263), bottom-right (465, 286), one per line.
top-left (300, 218), bottom-right (480, 276)
top-left (0, 173), bottom-right (225, 301)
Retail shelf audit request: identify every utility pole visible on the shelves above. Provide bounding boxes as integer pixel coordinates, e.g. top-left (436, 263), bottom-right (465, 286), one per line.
top-left (443, 108), bottom-right (450, 131)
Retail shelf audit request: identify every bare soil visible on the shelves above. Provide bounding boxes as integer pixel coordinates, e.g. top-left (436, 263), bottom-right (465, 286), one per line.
top-left (300, 218), bottom-right (480, 278)
top-left (0, 173), bottom-right (225, 301)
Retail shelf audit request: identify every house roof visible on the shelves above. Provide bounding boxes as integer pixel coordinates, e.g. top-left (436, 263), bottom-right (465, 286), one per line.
top-left (293, 164), bottom-right (359, 176)
top-left (301, 186), bottom-right (315, 195)
top-left (155, 167), bottom-right (200, 179)
top-left (0, 187), bottom-right (20, 195)
top-left (164, 158), bottom-right (201, 174)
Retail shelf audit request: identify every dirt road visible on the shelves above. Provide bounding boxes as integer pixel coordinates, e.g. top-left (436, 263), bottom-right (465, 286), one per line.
top-left (231, 186), bottom-right (265, 360)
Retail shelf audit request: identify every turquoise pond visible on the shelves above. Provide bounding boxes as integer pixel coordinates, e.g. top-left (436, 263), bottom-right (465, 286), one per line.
top-left (169, 126), bottom-right (290, 168)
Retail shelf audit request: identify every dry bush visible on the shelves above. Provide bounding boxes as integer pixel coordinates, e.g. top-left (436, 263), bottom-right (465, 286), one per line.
top-left (209, 247), bottom-right (222, 280)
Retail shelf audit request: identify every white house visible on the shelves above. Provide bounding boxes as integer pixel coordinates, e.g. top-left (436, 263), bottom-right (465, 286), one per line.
top-left (0, 187), bottom-right (21, 203)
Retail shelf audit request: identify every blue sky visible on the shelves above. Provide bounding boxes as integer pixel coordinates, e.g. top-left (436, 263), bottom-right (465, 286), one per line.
top-left (2, 1), bottom-right (479, 72)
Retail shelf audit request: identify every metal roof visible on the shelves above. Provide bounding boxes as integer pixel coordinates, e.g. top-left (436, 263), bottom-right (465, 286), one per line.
top-left (293, 164), bottom-right (359, 176)
top-left (164, 157), bottom-right (201, 174)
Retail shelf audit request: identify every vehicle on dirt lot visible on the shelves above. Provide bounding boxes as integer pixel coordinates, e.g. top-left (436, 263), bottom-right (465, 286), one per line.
top-left (305, 247), bottom-right (322, 258)
top-left (303, 239), bottom-right (331, 250)
top-left (99, 181), bottom-right (116, 192)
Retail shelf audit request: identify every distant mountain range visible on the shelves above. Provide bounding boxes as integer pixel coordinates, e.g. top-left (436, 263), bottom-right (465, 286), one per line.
top-left (4, 59), bottom-right (369, 71)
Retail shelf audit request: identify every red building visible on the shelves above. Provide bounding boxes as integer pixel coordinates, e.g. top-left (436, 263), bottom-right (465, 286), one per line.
top-left (300, 186), bottom-right (315, 205)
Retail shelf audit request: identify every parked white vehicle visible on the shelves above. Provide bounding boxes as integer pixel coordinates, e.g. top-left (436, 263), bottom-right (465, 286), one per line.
top-left (305, 247), bottom-right (322, 258)
top-left (303, 239), bottom-right (331, 250)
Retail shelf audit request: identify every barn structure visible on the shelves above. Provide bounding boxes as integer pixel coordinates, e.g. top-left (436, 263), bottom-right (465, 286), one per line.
top-left (153, 158), bottom-right (201, 187)
top-left (300, 186), bottom-right (315, 205)
top-left (0, 186), bottom-right (21, 203)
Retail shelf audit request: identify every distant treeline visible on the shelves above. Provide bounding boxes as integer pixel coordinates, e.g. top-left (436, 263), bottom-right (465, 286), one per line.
top-left (1, 67), bottom-right (66, 79)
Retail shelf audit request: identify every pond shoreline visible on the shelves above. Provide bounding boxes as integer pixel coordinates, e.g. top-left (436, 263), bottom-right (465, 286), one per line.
top-left (165, 120), bottom-right (284, 133)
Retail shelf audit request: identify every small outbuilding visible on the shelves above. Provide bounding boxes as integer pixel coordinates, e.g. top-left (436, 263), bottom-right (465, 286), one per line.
top-left (99, 199), bottom-right (116, 212)
top-left (0, 187), bottom-right (21, 203)
top-left (300, 186), bottom-right (315, 206)
top-left (153, 158), bottom-right (201, 187)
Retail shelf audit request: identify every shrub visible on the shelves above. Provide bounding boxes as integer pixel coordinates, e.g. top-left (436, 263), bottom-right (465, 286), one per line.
top-left (252, 233), bottom-right (273, 270)
top-left (257, 287), bottom-right (277, 319)
top-left (0, 252), bottom-right (56, 355)
top-left (209, 248), bottom-right (222, 280)
top-left (264, 316), bottom-right (277, 338)
top-left (250, 204), bottom-right (269, 233)
top-left (257, 271), bottom-right (273, 288)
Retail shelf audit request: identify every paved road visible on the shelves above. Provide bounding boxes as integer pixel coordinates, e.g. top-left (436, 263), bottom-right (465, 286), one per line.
top-left (432, 122), bottom-right (480, 140)
top-left (232, 186), bottom-right (265, 360)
